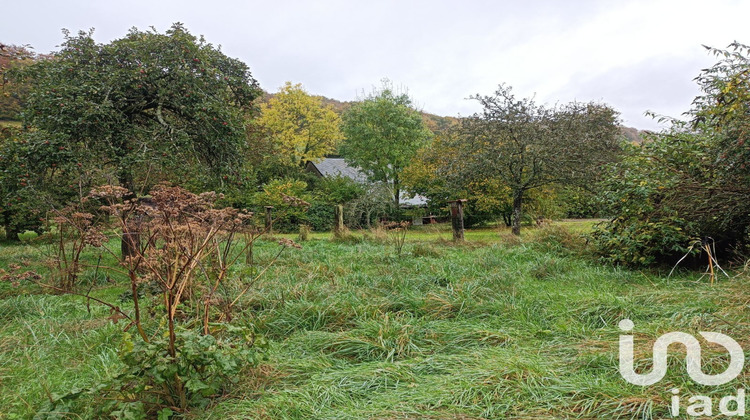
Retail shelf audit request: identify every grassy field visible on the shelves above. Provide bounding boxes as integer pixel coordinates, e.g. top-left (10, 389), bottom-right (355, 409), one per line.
top-left (0, 120), bottom-right (22, 128)
top-left (0, 221), bottom-right (748, 419)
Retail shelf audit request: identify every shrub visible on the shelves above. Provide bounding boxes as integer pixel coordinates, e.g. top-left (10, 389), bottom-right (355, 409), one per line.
top-left (590, 136), bottom-right (702, 266)
top-left (40, 326), bottom-right (265, 419)
top-left (298, 224), bottom-right (311, 241)
top-left (253, 178), bottom-right (311, 232)
top-left (557, 186), bottom-right (605, 218)
top-left (592, 43), bottom-right (750, 266)
top-left (306, 201), bottom-right (335, 231)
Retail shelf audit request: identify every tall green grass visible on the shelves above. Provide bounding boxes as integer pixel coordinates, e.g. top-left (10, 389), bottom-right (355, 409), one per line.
top-left (0, 221), bottom-right (747, 418)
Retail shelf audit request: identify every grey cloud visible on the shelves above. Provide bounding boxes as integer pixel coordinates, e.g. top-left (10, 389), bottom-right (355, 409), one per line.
top-left (551, 54), bottom-right (714, 130)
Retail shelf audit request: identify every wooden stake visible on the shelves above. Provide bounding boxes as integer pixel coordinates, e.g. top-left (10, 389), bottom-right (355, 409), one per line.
top-left (264, 206), bottom-right (273, 234)
top-left (449, 199), bottom-right (467, 242)
top-left (333, 204), bottom-right (344, 236)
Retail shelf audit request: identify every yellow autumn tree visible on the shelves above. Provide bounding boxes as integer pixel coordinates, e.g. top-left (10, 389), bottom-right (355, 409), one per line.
top-left (258, 82), bottom-right (343, 166)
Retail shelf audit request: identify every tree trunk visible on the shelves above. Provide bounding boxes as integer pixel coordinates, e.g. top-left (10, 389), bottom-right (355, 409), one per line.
top-left (3, 221), bottom-right (21, 241)
top-left (511, 189), bottom-right (524, 236)
top-left (365, 208), bottom-right (373, 229)
top-left (393, 175), bottom-right (400, 208)
top-left (118, 169), bottom-right (139, 258)
top-left (502, 212), bottom-right (512, 227)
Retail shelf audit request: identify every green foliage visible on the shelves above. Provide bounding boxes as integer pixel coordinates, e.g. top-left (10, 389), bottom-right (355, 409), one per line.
top-left (0, 44), bottom-right (36, 121)
top-left (0, 127), bottom-right (68, 238)
top-left (341, 80), bottom-right (433, 207)
top-left (403, 129), bottom-right (587, 228)
top-left (591, 137), bottom-right (700, 265)
top-left (306, 202), bottom-right (335, 231)
top-left (2, 25), bottom-right (261, 240)
top-left (693, 42), bottom-right (750, 179)
top-left (38, 326), bottom-right (264, 418)
top-left (12, 24), bottom-right (260, 192)
top-left (593, 43), bottom-right (750, 265)
top-left (313, 175), bottom-right (364, 205)
top-left (255, 178), bottom-right (311, 232)
top-left (454, 86), bottom-right (620, 235)
top-left (557, 186), bottom-right (605, 218)
top-left (420, 86), bottom-right (620, 235)
top-left (260, 175), bottom-right (363, 233)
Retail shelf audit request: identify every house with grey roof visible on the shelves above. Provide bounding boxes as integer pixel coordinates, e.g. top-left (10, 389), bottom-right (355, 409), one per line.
top-left (305, 157), bottom-right (368, 183)
top-left (305, 157), bottom-right (428, 208)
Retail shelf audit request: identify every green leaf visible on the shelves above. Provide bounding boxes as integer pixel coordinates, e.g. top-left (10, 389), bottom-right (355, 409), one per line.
top-left (157, 408), bottom-right (174, 420)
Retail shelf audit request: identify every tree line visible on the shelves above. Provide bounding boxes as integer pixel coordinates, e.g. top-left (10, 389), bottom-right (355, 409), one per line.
top-left (3, 24), bottom-right (748, 266)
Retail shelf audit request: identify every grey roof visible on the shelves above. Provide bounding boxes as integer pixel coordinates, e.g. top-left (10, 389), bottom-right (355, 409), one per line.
top-left (309, 158), bottom-right (428, 207)
top-left (311, 158), bottom-right (368, 183)
top-left (400, 193), bottom-right (428, 207)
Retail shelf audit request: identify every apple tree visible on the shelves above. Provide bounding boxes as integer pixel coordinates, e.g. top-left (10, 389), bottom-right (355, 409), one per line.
top-left (1, 24), bottom-right (261, 238)
top-left (453, 85), bottom-right (620, 235)
top-left (12, 23), bottom-right (261, 192)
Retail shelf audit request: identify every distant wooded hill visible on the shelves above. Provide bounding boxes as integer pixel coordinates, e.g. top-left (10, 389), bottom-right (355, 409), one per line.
top-left (314, 94), bottom-right (646, 142)
top-left (620, 126), bottom-right (647, 143)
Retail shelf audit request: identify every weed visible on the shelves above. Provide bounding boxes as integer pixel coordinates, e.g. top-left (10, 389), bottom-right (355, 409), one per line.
top-left (411, 243), bottom-right (442, 258)
top-left (498, 231), bottom-right (523, 247)
top-left (298, 224), bottom-right (311, 242)
top-left (330, 228), bottom-right (364, 244)
top-left (27, 185), bottom-right (296, 417)
top-left (529, 224), bottom-right (588, 255)
top-left (366, 224), bottom-right (389, 244)
top-left (383, 221), bottom-right (409, 257)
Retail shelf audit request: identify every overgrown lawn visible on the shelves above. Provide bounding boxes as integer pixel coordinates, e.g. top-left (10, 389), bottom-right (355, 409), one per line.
top-left (1, 222), bottom-right (747, 419)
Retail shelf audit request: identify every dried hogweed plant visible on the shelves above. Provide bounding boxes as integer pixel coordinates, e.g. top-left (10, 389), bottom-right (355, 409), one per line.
top-left (36, 197), bottom-right (107, 292)
top-left (92, 184), bottom-right (299, 341)
top-left (383, 221), bottom-right (410, 257)
top-left (34, 184), bottom-right (302, 416)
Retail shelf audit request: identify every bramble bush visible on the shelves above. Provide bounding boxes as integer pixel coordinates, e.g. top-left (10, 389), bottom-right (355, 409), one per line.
top-left (592, 43), bottom-right (750, 266)
top-left (590, 136), bottom-right (699, 265)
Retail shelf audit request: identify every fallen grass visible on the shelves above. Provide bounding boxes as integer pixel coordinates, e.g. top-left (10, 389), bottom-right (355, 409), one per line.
top-left (0, 221), bottom-right (747, 418)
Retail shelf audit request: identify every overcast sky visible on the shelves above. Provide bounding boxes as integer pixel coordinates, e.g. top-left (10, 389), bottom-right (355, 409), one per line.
top-left (4, 0), bottom-right (750, 130)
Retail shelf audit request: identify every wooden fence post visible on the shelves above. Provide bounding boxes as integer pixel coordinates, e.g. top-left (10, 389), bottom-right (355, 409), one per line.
top-left (264, 206), bottom-right (273, 234)
top-left (333, 204), bottom-right (345, 236)
top-left (449, 199), bottom-right (467, 241)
